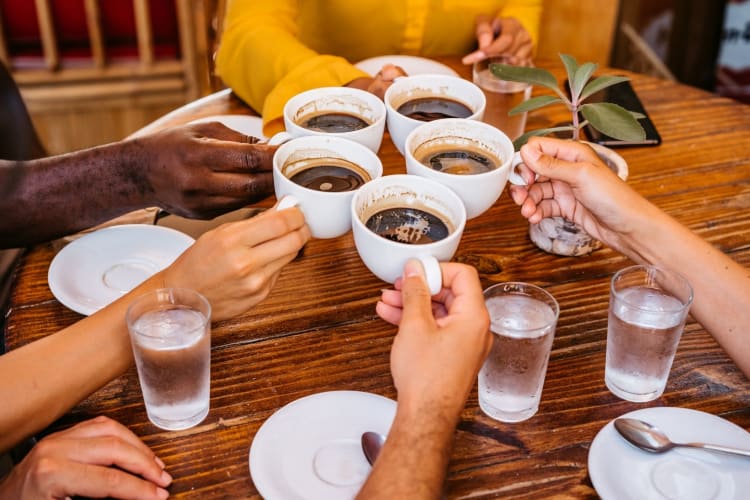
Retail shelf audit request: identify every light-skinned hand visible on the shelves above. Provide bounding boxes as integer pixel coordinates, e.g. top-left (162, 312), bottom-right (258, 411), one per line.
top-left (0, 416), bottom-right (171, 500)
top-left (377, 260), bottom-right (491, 416)
top-left (462, 15), bottom-right (533, 65)
top-left (508, 136), bottom-right (656, 256)
top-left (161, 199), bottom-right (311, 321)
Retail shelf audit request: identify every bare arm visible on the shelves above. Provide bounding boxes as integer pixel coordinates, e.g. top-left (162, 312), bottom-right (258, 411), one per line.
top-left (510, 137), bottom-right (750, 378)
top-left (0, 204), bottom-right (310, 452)
top-left (358, 262), bottom-right (491, 499)
top-left (0, 122), bottom-right (275, 248)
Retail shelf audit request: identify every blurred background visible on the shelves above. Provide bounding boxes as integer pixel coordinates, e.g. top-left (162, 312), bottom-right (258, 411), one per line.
top-left (0, 0), bottom-right (747, 155)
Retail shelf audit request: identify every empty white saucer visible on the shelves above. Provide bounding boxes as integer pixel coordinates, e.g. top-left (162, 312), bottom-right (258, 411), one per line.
top-left (249, 390), bottom-right (396, 500)
top-left (48, 224), bottom-right (194, 315)
top-left (589, 406), bottom-right (750, 500)
top-left (188, 114), bottom-right (266, 141)
top-left (355, 55), bottom-right (459, 78)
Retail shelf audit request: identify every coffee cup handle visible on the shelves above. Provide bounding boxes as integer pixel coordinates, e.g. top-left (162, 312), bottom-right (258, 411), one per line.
top-left (267, 131), bottom-right (294, 146)
top-left (507, 151), bottom-right (539, 186)
top-left (275, 194), bottom-right (300, 211)
top-left (417, 255), bottom-right (442, 296)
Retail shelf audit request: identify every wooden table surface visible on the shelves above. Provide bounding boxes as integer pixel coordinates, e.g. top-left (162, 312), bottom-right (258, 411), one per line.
top-left (6, 58), bottom-right (750, 499)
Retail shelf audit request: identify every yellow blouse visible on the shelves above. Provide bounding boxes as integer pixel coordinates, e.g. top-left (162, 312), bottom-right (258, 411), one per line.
top-left (216, 0), bottom-right (542, 136)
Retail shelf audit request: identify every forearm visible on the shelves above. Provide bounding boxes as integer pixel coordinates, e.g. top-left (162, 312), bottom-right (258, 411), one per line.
top-left (0, 140), bottom-right (151, 247)
top-left (358, 399), bottom-right (460, 499)
top-left (0, 273), bottom-right (165, 452)
top-left (620, 206), bottom-right (750, 378)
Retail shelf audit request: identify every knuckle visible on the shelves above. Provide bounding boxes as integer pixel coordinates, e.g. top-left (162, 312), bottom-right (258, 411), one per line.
top-left (30, 456), bottom-right (61, 484)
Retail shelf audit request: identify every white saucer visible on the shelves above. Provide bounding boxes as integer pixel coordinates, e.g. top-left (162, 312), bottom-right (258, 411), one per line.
top-left (249, 390), bottom-right (397, 500)
top-left (589, 407), bottom-right (750, 500)
top-left (188, 114), bottom-right (267, 141)
top-left (48, 224), bottom-right (194, 315)
top-left (354, 55), bottom-right (459, 78)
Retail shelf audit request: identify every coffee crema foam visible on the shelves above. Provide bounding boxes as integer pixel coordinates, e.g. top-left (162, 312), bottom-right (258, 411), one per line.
top-left (414, 139), bottom-right (502, 175)
top-left (285, 157), bottom-right (370, 192)
top-left (396, 97), bottom-right (473, 122)
top-left (364, 206), bottom-right (452, 245)
top-left (296, 111), bottom-right (370, 133)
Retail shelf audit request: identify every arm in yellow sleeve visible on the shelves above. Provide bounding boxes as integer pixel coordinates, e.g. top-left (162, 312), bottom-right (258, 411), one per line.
top-left (215, 0), bottom-right (369, 135)
top-left (499, 0), bottom-right (543, 47)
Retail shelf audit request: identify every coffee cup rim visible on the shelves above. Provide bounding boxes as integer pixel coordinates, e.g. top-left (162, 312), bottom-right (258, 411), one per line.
top-left (273, 135), bottom-right (383, 197)
top-left (350, 173), bottom-right (467, 247)
top-left (404, 118), bottom-right (514, 178)
top-left (383, 74), bottom-right (486, 123)
top-left (283, 86), bottom-right (387, 132)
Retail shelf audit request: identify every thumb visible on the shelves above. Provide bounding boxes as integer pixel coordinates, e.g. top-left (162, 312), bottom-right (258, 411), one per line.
top-left (399, 259), bottom-right (435, 327)
top-left (519, 139), bottom-right (590, 185)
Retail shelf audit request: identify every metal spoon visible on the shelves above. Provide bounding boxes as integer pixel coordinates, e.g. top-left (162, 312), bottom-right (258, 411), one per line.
top-left (614, 417), bottom-right (750, 458)
top-left (361, 431), bottom-right (385, 466)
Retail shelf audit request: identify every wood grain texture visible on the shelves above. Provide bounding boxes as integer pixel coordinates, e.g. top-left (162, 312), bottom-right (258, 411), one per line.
top-left (6, 57), bottom-right (750, 498)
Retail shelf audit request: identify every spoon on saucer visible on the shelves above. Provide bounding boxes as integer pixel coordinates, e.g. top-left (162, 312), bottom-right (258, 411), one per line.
top-left (361, 431), bottom-right (385, 466)
top-left (614, 417), bottom-right (750, 458)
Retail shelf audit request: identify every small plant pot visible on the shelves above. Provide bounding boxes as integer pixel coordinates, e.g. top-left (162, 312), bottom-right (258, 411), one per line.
top-left (528, 142), bottom-right (628, 257)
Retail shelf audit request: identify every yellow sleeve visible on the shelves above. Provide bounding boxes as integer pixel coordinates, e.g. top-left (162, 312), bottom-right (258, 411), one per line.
top-left (499, 0), bottom-right (543, 48)
top-left (215, 0), bottom-right (369, 135)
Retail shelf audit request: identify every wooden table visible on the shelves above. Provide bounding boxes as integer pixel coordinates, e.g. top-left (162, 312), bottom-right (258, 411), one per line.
top-left (6, 58), bottom-right (750, 498)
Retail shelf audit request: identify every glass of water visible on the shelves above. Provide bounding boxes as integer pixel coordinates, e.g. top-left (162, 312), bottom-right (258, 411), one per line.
top-left (605, 265), bottom-right (693, 402)
top-left (126, 288), bottom-right (211, 430)
top-left (478, 282), bottom-right (559, 423)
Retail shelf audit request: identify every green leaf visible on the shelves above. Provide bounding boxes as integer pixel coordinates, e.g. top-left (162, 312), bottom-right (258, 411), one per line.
top-left (512, 126), bottom-right (575, 150)
top-left (560, 54), bottom-right (579, 84)
top-left (571, 62), bottom-right (598, 102)
top-left (489, 64), bottom-right (559, 92)
top-left (580, 102), bottom-right (646, 141)
top-left (580, 75), bottom-right (631, 101)
top-left (509, 95), bottom-right (563, 115)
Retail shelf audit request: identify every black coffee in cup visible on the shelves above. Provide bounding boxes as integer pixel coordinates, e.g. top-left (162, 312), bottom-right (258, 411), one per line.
top-left (287, 157), bottom-right (370, 192)
top-left (396, 97), bottom-right (473, 122)
top-left (297, 112), bottom-right (370, 133)
top-left (365, 207), bottom-right (451, 244)
top-left (415, 142), bottom-right (501, 175)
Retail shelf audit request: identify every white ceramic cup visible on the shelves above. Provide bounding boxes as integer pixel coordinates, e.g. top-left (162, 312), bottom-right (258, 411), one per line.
top-left (384, 74), bottom-right (486, 156)
top-left (404, 118), bottom-right (515, 219)
top-left (269, 87), bottom-right (386, 153)
top-left (351, 174), bottom-right (467, 294)
top-left (273, 135), bottom-right (383, 239)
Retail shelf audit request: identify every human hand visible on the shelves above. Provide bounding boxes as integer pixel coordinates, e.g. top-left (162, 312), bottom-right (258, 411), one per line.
top-left (0, 416), bottom-right (170, 500)
top-left (346, 64), bottom-right (407, 100)
top-left (161, 200), bottom-right (311, 321)
top-left (509, 137), bottom-right (655, 255)
top-left (462, 15), bottom-right (533, 65)
top-left (377, 261), bottom-right (491, 416)
top-left (132, 121), bottom-right (276, 220)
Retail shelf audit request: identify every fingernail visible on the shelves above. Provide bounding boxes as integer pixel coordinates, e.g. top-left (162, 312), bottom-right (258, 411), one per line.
top-left (161, 469), bottom-right (173, 485)
top-left (403, 259), bottom-right (424, 278)
top-left (154, 456), bottom-right (166, 469)
top-left (156, 487), bottom-right (170, 499)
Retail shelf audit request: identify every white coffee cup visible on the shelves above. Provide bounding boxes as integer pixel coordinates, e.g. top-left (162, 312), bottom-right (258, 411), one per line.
top-left (384, 74), bottom-right (486, 156)
top-left (273, 135), bottom-right (383, 239)
top-left (404, 118), bottom-right (515, 219)
top-left (269, 87), bottom-right (386, 153)
top-left (350, 174), bottom-right (467, 294)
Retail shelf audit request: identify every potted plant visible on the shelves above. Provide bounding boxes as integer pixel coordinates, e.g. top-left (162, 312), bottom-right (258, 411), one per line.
top-left (490, 53), bottom-right (647, 256)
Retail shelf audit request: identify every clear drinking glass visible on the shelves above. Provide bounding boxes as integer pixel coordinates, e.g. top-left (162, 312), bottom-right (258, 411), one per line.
top-left (126, 287), bottom-right (211, 430)
top-left (472, 56), bottom-right (532, 140)
top-left (478, 282), bottom-right (559, 422)
top-left (605, 265), bottom-right (693, 402)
